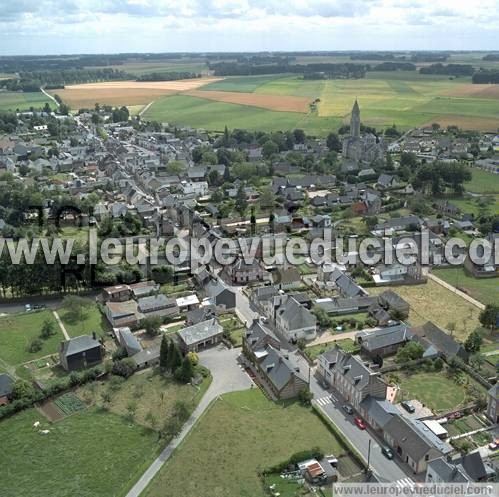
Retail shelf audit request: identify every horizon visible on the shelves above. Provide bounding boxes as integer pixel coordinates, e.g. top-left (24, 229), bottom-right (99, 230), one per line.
top-left (1, 0), bottom-right (498, 56)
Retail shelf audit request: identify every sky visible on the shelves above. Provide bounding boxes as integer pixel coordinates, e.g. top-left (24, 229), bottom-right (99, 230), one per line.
top-left (0, 0), bottom-right (497, 55)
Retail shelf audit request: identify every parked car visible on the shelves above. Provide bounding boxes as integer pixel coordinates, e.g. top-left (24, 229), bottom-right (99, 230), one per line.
top-left (25, 304), bottom-right (32, 312)
top-left (33, 304), bottom-right (46, 310)
top-left (401, 401), bottom-right (415, 413)
top-left (343, 404), bottom-right (353, 415)
top-left (354, 416), bottom-right (366, 430)
top-left (381, 446), bottom-right (394, 459)
top-left (488, 439), bottom-right (499, 451)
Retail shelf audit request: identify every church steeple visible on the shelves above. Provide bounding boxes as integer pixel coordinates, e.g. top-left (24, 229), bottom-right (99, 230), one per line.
top-left (350, 99), bottom-right (360, 139)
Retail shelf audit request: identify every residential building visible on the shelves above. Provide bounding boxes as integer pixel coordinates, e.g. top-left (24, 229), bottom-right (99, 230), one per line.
top-left (177, 318), bottom-right (224, 353)
top-left (137, 294), bottom-right (179, 319)
top-left (59, 335), bottom-right (103, 371)
top-left (115, 327), bottom-right (142, 356)
top-left (410, 321), bottom-right (468, 360)
top-left (486, 384), bottom-right (498, 423)
top-left (275, 296), bottom-right (317, 342)
top-left (356, 324), bottom-right (413, 359)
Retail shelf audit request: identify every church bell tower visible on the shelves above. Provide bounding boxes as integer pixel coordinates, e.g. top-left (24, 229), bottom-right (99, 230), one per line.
top-left (350, 99), bottom-right (360, 139)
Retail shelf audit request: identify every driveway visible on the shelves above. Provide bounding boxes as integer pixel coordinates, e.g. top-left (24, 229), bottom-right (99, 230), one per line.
top-left (125, 346), bottom-right (252, 497)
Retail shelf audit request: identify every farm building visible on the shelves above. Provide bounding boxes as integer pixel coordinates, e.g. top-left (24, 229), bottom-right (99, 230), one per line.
top-left (177, 318), bottom-right (224, 353)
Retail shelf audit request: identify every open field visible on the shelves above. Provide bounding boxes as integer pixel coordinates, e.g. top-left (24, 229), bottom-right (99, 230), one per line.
top-left (58, 302), bottom-right (111, 339)
top-left (0, 311), bottom-right (63, 366)
top-left (448, 194), bottom-right (499, 216)
top-left (185, 89), bottom-right (311, 112)
top-left (144, 94), bottom-right (342, 133)
top-left (396, 371), bottom-right (483, 413)
top-left (144, 389), bottom-right (346, 497)
top-left (0, 91), bottom-right (54, 111)
top-left (48, 78), bottom-right (221, 108)
top-left (368, 280), bottom-right (480, 340)
top-left (0, 407), bottom-right (157, 497)
top-left (432, 267), bottom-right (499, 306)
top-left (88, 58), bottom-right (208, 76)
top-left (200, 74), bottom-right (290, 92)
top-left (465, 168), bottom-right (499, 194)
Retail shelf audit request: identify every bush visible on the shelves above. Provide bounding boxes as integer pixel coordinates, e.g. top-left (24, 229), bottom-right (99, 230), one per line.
top-left (112, 346), bottom-right (128, 361)
top-left (266, 447), bottom-right (324, 474)
top-left (111, 359), bottom-right (135, 378)
top-left (26, 337), bottom-right (43, 353)
top-left (298, 387), bottom-right (313, 406)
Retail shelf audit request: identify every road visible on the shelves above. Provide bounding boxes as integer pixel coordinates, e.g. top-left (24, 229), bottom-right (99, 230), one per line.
top-left (40, 87), bottom-right (60, 107)
top-left (125, 347), bottom-right (252, 497)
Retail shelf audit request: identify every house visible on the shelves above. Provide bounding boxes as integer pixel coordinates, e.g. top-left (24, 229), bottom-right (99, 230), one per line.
top-left (271, 267), bottom-right (301, 290)
top-left (177, 318), bottom-right (224, 353)
top-left (104, 300), bottom-right (141, 328)
top-left (377, 173), bottom-right (399, 189)
top-left (372, 264), bottom-right (409, 285)
top-left (486, 384), bottom-right (498, 423)
top-left (328, 268), bottom-right (367, 298)
top-left (378, 290), bottom-right (410, 317)
top-left (115, 327), bottom-right (142, 356)
top-left (275, 296), bottom-right (317, 342)
top-left (131, 343), bottom-right (161, 369)
top-left (223, 257), bottom-right (265, 284)
top-left (374, 216), bottom-right (422, 234)
top-left (252, 344), bottom-right (309, 400)
top-left (410, 321), bottom-right (468, 360)
top-left (425, 457), bottom-right (472, 484)
top-left (129, 280), bottom-right (160, 299)
top-left (0, 373), bottom-right (14, 405)
top-left (204, 279), bottom-right (236, 310)
top-left (383, 415), bottom-right (452, 474)
top-left (356, 324), bottom-right (413, 359)
top-left (59, 335), bottom-right (103, 371)
top-left (101, 284), bottom-right (133, 302)
top-left (137, 294), bottom-right (179, 320)
top-left (459, 452), bottom-right (496, 482)
top-left (316, 346), bottom-right (387, 411)
top-left (243, 318), bottom-right (281, 359)
top-left (186, 305), bottom-right (216, 326)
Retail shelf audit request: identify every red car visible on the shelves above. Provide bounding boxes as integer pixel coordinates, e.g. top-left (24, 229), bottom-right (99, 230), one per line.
top-left (354, 416), bottom-right (366, 430)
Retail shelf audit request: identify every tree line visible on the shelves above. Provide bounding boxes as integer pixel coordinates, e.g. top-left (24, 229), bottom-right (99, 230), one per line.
top-left (136, 72), bottom-right (201, 81)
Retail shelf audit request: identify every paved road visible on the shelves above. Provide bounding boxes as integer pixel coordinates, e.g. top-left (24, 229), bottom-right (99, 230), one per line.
top-left (125, 346), bottom-right (252, 497)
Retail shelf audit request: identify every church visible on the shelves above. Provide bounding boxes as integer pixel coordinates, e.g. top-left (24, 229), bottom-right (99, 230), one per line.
top-left (341, 99), bottom-right (385, 172)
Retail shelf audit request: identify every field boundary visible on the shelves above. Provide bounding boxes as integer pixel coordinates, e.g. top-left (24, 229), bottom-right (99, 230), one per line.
top-left (428, 272), bottom-right (485, 310)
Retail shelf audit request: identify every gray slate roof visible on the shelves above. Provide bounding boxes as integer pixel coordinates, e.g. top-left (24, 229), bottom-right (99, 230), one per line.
top-left (178, 318), bottom-right (223, 346)
top-left (60, 335), bottom-right (100, 358)
top-left (259, 345), bottom-right (306, 391)
top-left (0, 373), bottom-right (14, 397)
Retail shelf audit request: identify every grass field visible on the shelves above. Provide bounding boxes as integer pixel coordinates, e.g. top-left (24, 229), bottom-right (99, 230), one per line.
top-left (201, 74), bottom-right (291, 92)
top-left (448, 194), bottom-right (499, 216)
top-left (58, 302), bottom-right (111, 339)
top-left (368, 280), bottom-right (480, 340)
top-left (432, 267), bottom-right (499, 306)
top-left (465, 168), bottom-right (499, 194)
top-left (144, 389), bottom-right (345, 497)
top-left (0, 311), bottom-right (63, 366)
top-left (0, 407), bottom-right (157, 497)
top-left (0, 91), bottom-right (54, 111)
top-left (397, 372), bottom-right (470, 413)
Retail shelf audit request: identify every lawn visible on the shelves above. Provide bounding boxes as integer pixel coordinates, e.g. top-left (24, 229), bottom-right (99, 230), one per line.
top-left (397, 372), bottom-right (468, 413)
top-left (0, 91), bottom-right (54, 111)
top-left (0, 310), bottom-right (63, 366)
top-left (0, 407), bottom-right (158, 497)
top-left (368, 280), bottom-right (480, 340)
top-left (432, 267), bottom-right (499, 306)
top-left (448, 194), bottom-right (499, 216)
top-left (305, 338), bottom-right (359, 361)
top-left (58, 302), bottom-right (111, 339)
top-left (465, 168), bottom-right (499, 194)
top-left (144, 389), bottom-right (345, 497)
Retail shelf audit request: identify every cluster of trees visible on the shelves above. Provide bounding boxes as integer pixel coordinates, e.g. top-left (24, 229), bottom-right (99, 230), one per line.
top-left (137, 72), bottom-right (201, 81)
top-left (372, 62), bottom-right (416, 71)
top-left (26, 318), bottom-right (57, 353)
top-left (482, 54), bottom-right (499, 61)
top-left (209, 61), bottom-right (367, 79)
top-left (412, 162), bottom-right (472, 194)
top-left (472, 70), bottom-right (499, 84)
top-left (350, 53), bottom-right (408, 61)
top-left (395, 341), bottom-right (424, 363)
top-left (419, 63), bottom-right (474, 77)
top-left (0, 111), bottom-right (18, 133)
top-left (159, 336), bottom-right (195, 383)
top-left (0, 69), bottom-right (131, 92)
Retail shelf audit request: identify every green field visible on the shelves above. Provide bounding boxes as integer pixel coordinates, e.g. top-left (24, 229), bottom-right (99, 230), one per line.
top-left (397, 372), bottom-right (473, 413)
top-left (465, 168), bottom-right (499, 194)
top-left (0, 91), bottom-right (54, 111)
top-left (448, 194), bottom-right (499, 216)
top-left (0, 407), bottom-right (157, 497)
top-left (201, 74), bottom-right (291, 92)
top-left (88, 58), bottom-right (208, 76)
top-left (145, 94), bottom-right (342, 134)
top-left (0, 311), bottom-right (63, 366)
top-left (58, 302), bottom-right (111, 339)
top-left (432, 267), bottom-right (499, 306)
top-left (144, 389), bottom-right (345, 497)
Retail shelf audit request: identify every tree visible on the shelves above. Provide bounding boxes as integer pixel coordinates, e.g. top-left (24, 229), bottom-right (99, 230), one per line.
top-left (469, 353), bottom-right (485, 371)
top-left (464, 330), bottom-right (483, 354)
top-left (479, 304), bottom-right (498, 331)
top-left (235, 184), bottom-right (248, 216)
top-left (262, 140), bottom-right (279, 159)
top-left (159, 335), bottom-right (169, 369)
top-left (326, 132), bottom-right (341, 152)
top-left (175, 355), bottom-right (194, 382)
top-left (142, 316), bottom-right (162, 336)
top-left (27, 337), bottom-right (43, 353)
top-left (166, 342), bottom-right (182, 372)
top-left (11, 380), bottom-right (36, 400)
top-left (293, 129), bottom-right (305, 144)
top-left (62, 295), bottom-right (92, 323)
top-left (298, 387), bottom-right (313, 406)
top-left (40, 318), bottom-right (56, 339)
top-left (400, 152), bottom-right (418, 169)
top-left (395, 342), bottom-right (424, 363)
top-left (111, 359), bottom-right (135, 378)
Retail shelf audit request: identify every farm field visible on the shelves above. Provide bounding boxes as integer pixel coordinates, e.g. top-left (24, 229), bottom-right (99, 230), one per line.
top-left (432, 267), bottom-right (499, 306)
top-left (144, 389), bottom-right (346, 497)
top-left (144, 94), bottom-right (342, 133)
top-left (368, 280), bottom-right (480, 340)
top-left (0, 310), bottom-right (63, 366)
top-left (48, 78), bottom-right (221, 109)
top-left (201, 74), bottom-right (291, 92)
top-left (0, 91), bottom-right (54, 111)
top-left (0, 407), bottom-right (157, 497)
top-left (88, 58), bottom-right (208, 76)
